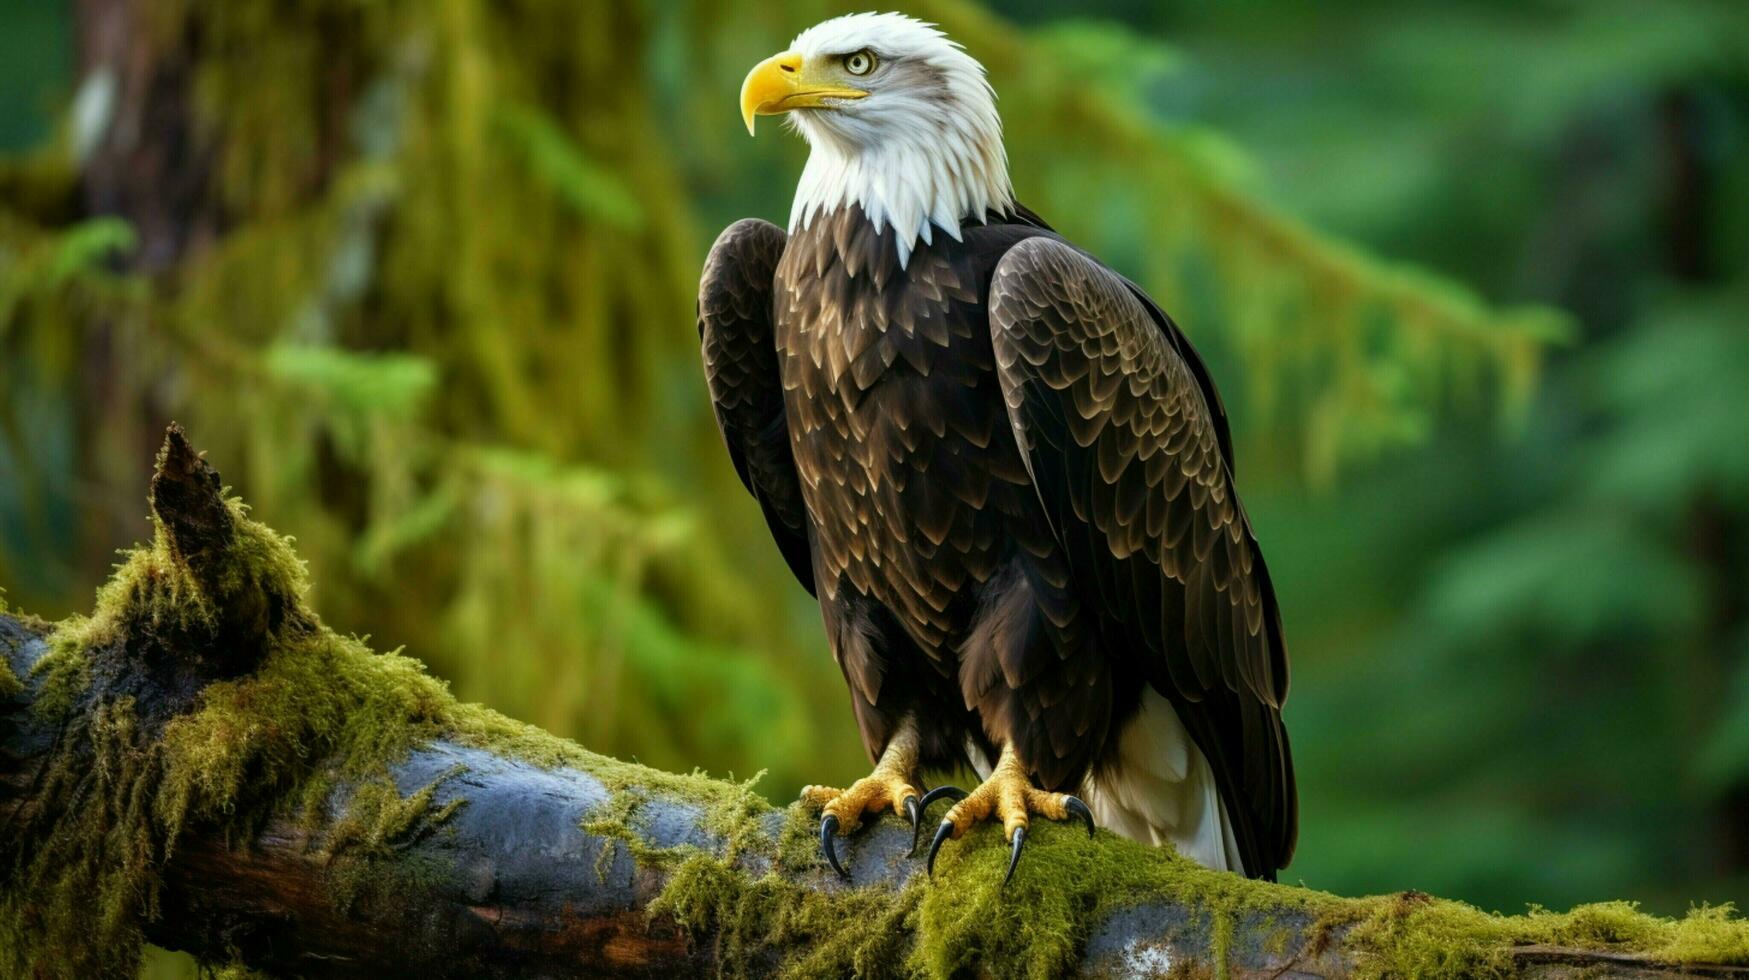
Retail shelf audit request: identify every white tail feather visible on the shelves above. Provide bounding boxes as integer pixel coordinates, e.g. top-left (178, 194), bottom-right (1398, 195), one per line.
top-left (1079, 690), bottom-right (1246, 875)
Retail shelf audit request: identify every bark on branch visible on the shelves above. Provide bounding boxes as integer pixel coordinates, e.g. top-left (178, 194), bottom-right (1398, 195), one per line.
top-left (0, 428), bottom-right (1745, 979)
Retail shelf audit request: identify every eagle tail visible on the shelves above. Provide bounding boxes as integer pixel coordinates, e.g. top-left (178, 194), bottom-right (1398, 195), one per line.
top-left (1078, 689), bottom-right (1246, 875)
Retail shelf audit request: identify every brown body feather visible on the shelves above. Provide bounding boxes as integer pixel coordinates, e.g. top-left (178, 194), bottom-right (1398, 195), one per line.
top-left (698, 207), bottom-right (1296, 878)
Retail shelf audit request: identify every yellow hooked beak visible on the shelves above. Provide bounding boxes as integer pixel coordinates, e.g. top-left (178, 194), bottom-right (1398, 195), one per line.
top-left (740, 51), bottom-right (869, 136)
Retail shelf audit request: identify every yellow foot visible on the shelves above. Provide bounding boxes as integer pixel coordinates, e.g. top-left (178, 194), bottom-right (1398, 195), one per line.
top-left (924, 747), bottom-right (1095, 885)
top-left (801, 726), bottom-right (924, 878)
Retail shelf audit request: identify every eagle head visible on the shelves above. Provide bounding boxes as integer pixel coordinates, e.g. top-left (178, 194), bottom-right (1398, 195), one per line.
top-left (740, 12), bottom-right (1015, 266)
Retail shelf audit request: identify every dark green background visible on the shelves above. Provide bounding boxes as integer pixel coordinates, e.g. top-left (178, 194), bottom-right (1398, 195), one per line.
top-left (2, 3), bottom-right (1746, 954)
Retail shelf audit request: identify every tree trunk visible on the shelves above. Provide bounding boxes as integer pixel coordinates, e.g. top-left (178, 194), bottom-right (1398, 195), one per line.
top-left (0, 427), bottom-right (1745, 979)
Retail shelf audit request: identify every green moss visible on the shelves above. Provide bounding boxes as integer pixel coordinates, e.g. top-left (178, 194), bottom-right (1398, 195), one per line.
top-left (26, 487), bottom-right (315, 726)
top-left (29, 614), bottom-right (98, 719)
top-left (774, 796), bottom-right (832, 872)
top-left (0, 697), bottom-right (163, 977)
top-left (0, 660), bottom-right (18, 699)
top-left (1329, 891), bottom-right (1749, 979)
top-left (0, 494), bottom-right (323, 976)
top-left (1211, 907), bottom-right (1235, 979)
top-left (0, 479), bottom-right (785, 976)
top-left (906, 819), bottom-right (1313, 979)
top-left (321, 764), bottom-right (467, 857)
top-left (650, 853), bottom-right (919, 980)
top-left (1261, 919), bottom-right (1293, 958)
top-left (581, 765), bottom-right (775, 882)
top-left (635, 788), bottom-right (1324, 980)
top-left (0, 592), bottom-right (53, 674)
top-left (8, 482), bottom-right (1749, 977)
top-left (646, 811), bottom-right (1749, 979)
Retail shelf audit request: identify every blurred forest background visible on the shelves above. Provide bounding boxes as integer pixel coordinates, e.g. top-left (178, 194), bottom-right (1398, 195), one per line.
top-left (3, 0), bottom-right (1748, 952)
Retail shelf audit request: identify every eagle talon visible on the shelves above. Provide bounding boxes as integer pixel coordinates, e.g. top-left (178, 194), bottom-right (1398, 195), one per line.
top-left (926, 819), bottom-right (955, 875)
top-left (922, 746), bottom-right (1097, 881)
top-left (820, 813), bottom-right (848, 878)
top-left (913, 785), bottom-right (966, 855)
top-left (918, 785), bottom-right (968, 810)
top-left (802, 725), bottom-right (924, 876)
top-left (1065, 796), bottom-right (1095, 838)
top-left (1004, 826), bottom-right (1025, 886)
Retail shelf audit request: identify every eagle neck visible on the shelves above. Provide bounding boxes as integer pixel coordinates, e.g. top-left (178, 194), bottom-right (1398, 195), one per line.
top-left (789, 132), bottom-right (1013, 271)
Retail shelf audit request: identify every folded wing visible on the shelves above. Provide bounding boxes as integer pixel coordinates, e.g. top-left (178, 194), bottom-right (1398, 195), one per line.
top-left (988, 237), bottom-right (1296, 877)
top-left (698, 218), bottom-right (814, 595)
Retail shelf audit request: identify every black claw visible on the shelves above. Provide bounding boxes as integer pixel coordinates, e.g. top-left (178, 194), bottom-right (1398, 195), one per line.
top-left (914, 786), bottom-right (966, 858)
top-left (925, 819), bottom-right (955, 875)
top-left (918, 785), bottom-right (967, 812)
top-left (1004, 826), bottom-right (1026, 886)
top-left (1064, 796), bottom-right (1095, 838)
top-left (820, 814), bottom-right (848, 879)
top-left (903, 796), bottom-right (923, 855)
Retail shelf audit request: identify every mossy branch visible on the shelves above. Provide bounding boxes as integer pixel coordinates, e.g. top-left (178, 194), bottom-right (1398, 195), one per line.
top-left (1, 429), bottom-right (1747, 978)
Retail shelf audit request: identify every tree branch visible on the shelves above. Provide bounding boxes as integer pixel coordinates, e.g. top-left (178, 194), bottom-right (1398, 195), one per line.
top-left (1, 427), bottom-right (1745, 978)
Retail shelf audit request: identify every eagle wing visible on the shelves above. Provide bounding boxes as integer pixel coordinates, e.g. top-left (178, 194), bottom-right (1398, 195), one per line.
top-left (698, 218), bottom-right (815, 595)
top-left (987, 237), bottom-right (1296, 876)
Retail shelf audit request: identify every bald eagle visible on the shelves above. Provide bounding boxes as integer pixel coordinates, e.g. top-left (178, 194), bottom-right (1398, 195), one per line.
top-left (700, 13), bottom-right (1295, 882)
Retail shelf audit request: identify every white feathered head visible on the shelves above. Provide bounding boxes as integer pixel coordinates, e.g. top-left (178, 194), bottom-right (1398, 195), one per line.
top-left (740, 12), bottom-right (1014, 266)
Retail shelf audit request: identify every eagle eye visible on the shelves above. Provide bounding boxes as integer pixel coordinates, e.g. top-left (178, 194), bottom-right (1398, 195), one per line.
top-left (844, 50), bottom-right (876, 76)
